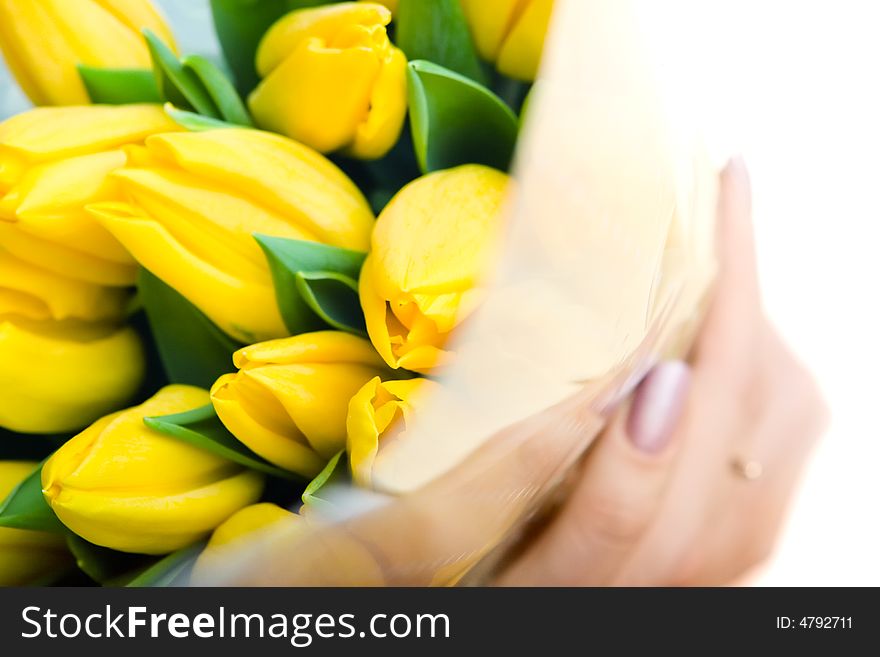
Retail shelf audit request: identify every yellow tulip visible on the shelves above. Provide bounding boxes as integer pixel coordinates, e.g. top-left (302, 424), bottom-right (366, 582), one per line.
top-left (360, 164), bottom-right (509, 373)
top-left (460, 0), bottom-right (555, 81)
top-left (211, 332), bottom-right (391, 477)
top-left (88, 128), bottom-right (375, 343)
top-left (0, 104), bottom-right (181, 288)
top-left (191, 503), bottom-right (304, 580)
top-left (0, 244), bottom-right (128, 322)
top-left (347, 377), bottom-right (438, 490)
top-left (42, 385), bottom-right (265, 554)
top-left (0, 0), bottom-right (176, 106)
top-left (249, 2), bottom-right (407, 159)
top-left (191, 502), bottom-right (384, 586)
top-left (0, 318), bottom-right (144, 434)
top-left (0, 461), bottom-right (71, 586)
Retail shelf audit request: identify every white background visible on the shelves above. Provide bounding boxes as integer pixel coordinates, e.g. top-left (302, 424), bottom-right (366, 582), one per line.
top-left (1, 0), bottom-right (876, 585)
top-left (674, 0), bottom-right (880, 586)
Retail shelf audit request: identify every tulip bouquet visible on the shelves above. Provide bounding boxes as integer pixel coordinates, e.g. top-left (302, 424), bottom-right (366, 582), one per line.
top-left (0, 0), bottom-right (718, 586)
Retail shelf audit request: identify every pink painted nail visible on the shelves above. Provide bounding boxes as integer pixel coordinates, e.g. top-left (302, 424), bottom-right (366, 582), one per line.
top-left (626, 361), bottom-right (691, 454)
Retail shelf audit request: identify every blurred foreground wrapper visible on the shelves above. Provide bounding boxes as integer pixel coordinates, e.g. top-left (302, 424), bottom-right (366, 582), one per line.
top-left (176, 0), bottom-right (720, 586)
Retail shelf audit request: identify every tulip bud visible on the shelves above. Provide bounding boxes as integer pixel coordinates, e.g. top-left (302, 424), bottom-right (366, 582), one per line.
top-left (211, 332), bottom-right (391, 477)
top-left (460, 0), bottom-right (555, 81)
top-left (0, 318), bottom-right (145, 434)
top-left (249, 2), bottom-right (407, 159)
top-left (359, 164), bottom-right (509, 373)
top-left (0, 105), bottom-right (182, 288)
top-left (42, 385), bottom-right (265, 554)
top-left (0, 461), bottom-right (71, 586)
top-left (88, 128), bottom-right (375, 343)
top-left (191, 503), bottom-right (305, 580)
top-left (0, 0), bottom-right (176, 106)
top-left (347, 377), bottom-right (438, 491)
top-left (191, 502), bottom-right (384, 586)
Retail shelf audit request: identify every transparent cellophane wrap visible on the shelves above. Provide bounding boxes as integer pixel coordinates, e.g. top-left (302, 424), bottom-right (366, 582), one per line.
top-left (198, 0), bottom-right (720, 586)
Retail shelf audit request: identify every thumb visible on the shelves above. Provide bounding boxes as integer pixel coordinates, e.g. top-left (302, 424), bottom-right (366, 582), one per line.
top-left (497, 361), bottom-right (691, 586)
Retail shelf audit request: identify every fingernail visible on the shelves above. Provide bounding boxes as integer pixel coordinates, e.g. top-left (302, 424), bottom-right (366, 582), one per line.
top-left (626, 361), bottom-right (691, 454)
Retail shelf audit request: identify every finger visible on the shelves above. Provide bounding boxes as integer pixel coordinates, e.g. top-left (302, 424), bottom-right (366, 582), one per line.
top-left (696, 156), bottom-right (763, 369)
top-left (698, 333), bottom-right (830, 584)
top-left (497, 361), bottom-right (691, 586)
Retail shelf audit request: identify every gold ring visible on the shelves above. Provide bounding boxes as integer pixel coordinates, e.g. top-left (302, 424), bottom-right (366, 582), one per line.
top-left (731, 458), bottom-right (763, 481)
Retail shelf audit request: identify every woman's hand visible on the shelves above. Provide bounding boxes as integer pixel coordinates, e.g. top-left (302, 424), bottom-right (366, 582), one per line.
top-left (497, 158), bottom-right (829, 586)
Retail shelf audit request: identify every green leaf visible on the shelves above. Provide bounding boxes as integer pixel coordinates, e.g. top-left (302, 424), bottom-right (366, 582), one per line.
top-left (137, 268), bottom-right (240, 389)
top-left (0, 460), bottom-right (65, 533)
top-left (164, 105), bottom-right (239, 132)
top-left (66, 533), bottom-right (151, 585)
top-left (395, 0), bottom-right (486, 85)
top-left (407, 59), bottom-right (518, 173)
top-left (78, 66), bottom-right (161, 104)
top-left (301, 451), bottom-right (347, 512)
top-left (295, 272), bottom-right (366, 334)
top-left (145, 30), bottom-right (221, 117)
top-left (125, 543), bottom-right (204, 587)
top-left (255, 235), bottom-right (367, 335)
top-left (144, 404), bottom-right (298, 480)
top-left (182, 55), bottom-right (253, 125)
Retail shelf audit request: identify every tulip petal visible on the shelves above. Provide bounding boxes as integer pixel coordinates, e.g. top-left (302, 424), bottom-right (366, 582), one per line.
top-left (44, 386), bottom-right (224, 492)
top-left (0, 222), bottom-right (136, 287)
top-left (3, 149), bottom-right (136, 265)
top-left (370, 165), bottom-right (508, 294)
top-left (0, 245), bottom-right (128, 322)
top-left (47, 468), bottom-right (263, 555)
top-left (496, 0), bottom-right (554, 80)
top-left (255, 2), bottom-right (392, 77)
top-left (347, 377), bottom-right (382, 487)
top-left (359, 256), bottom-right (397, 369)
top-left (0, 105), bottom-right (180, 162)
top-left (347, 46), bottom-right (408, 160)
top-left (0, 0), bottom-right (166, 106)
top-left (347, 377), bottom-right (436, 489)
top-left (94, 0), bottom-right (177, 52)
top-left (211, 374), bottom-right (326, 477)
top-left (245, 363), bottom-right (381, 460)
top-left (250, 38), bottom-right (382, 153)
top-left (41, 386), bottom-right (265, 555)
top-left (142, 130), bottom-right (374, 251)
top-left (0, 319), bottom-right (145, 434)
top-left (111, 166), bottom-right (316, 272)
top-left (458, 0), bottom-right (526, 61)
top-left (233, 331), bottom-right (385, 369)
top-left (90, 201), bottom-right (286, 344)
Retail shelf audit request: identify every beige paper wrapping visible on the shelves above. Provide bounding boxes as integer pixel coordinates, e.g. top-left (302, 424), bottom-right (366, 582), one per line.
top-left (195, 0), bottom-right (720, 586)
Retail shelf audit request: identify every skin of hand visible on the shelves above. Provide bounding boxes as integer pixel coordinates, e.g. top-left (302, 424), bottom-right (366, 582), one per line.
top-left (497, 157), bottom-right (830, 586)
